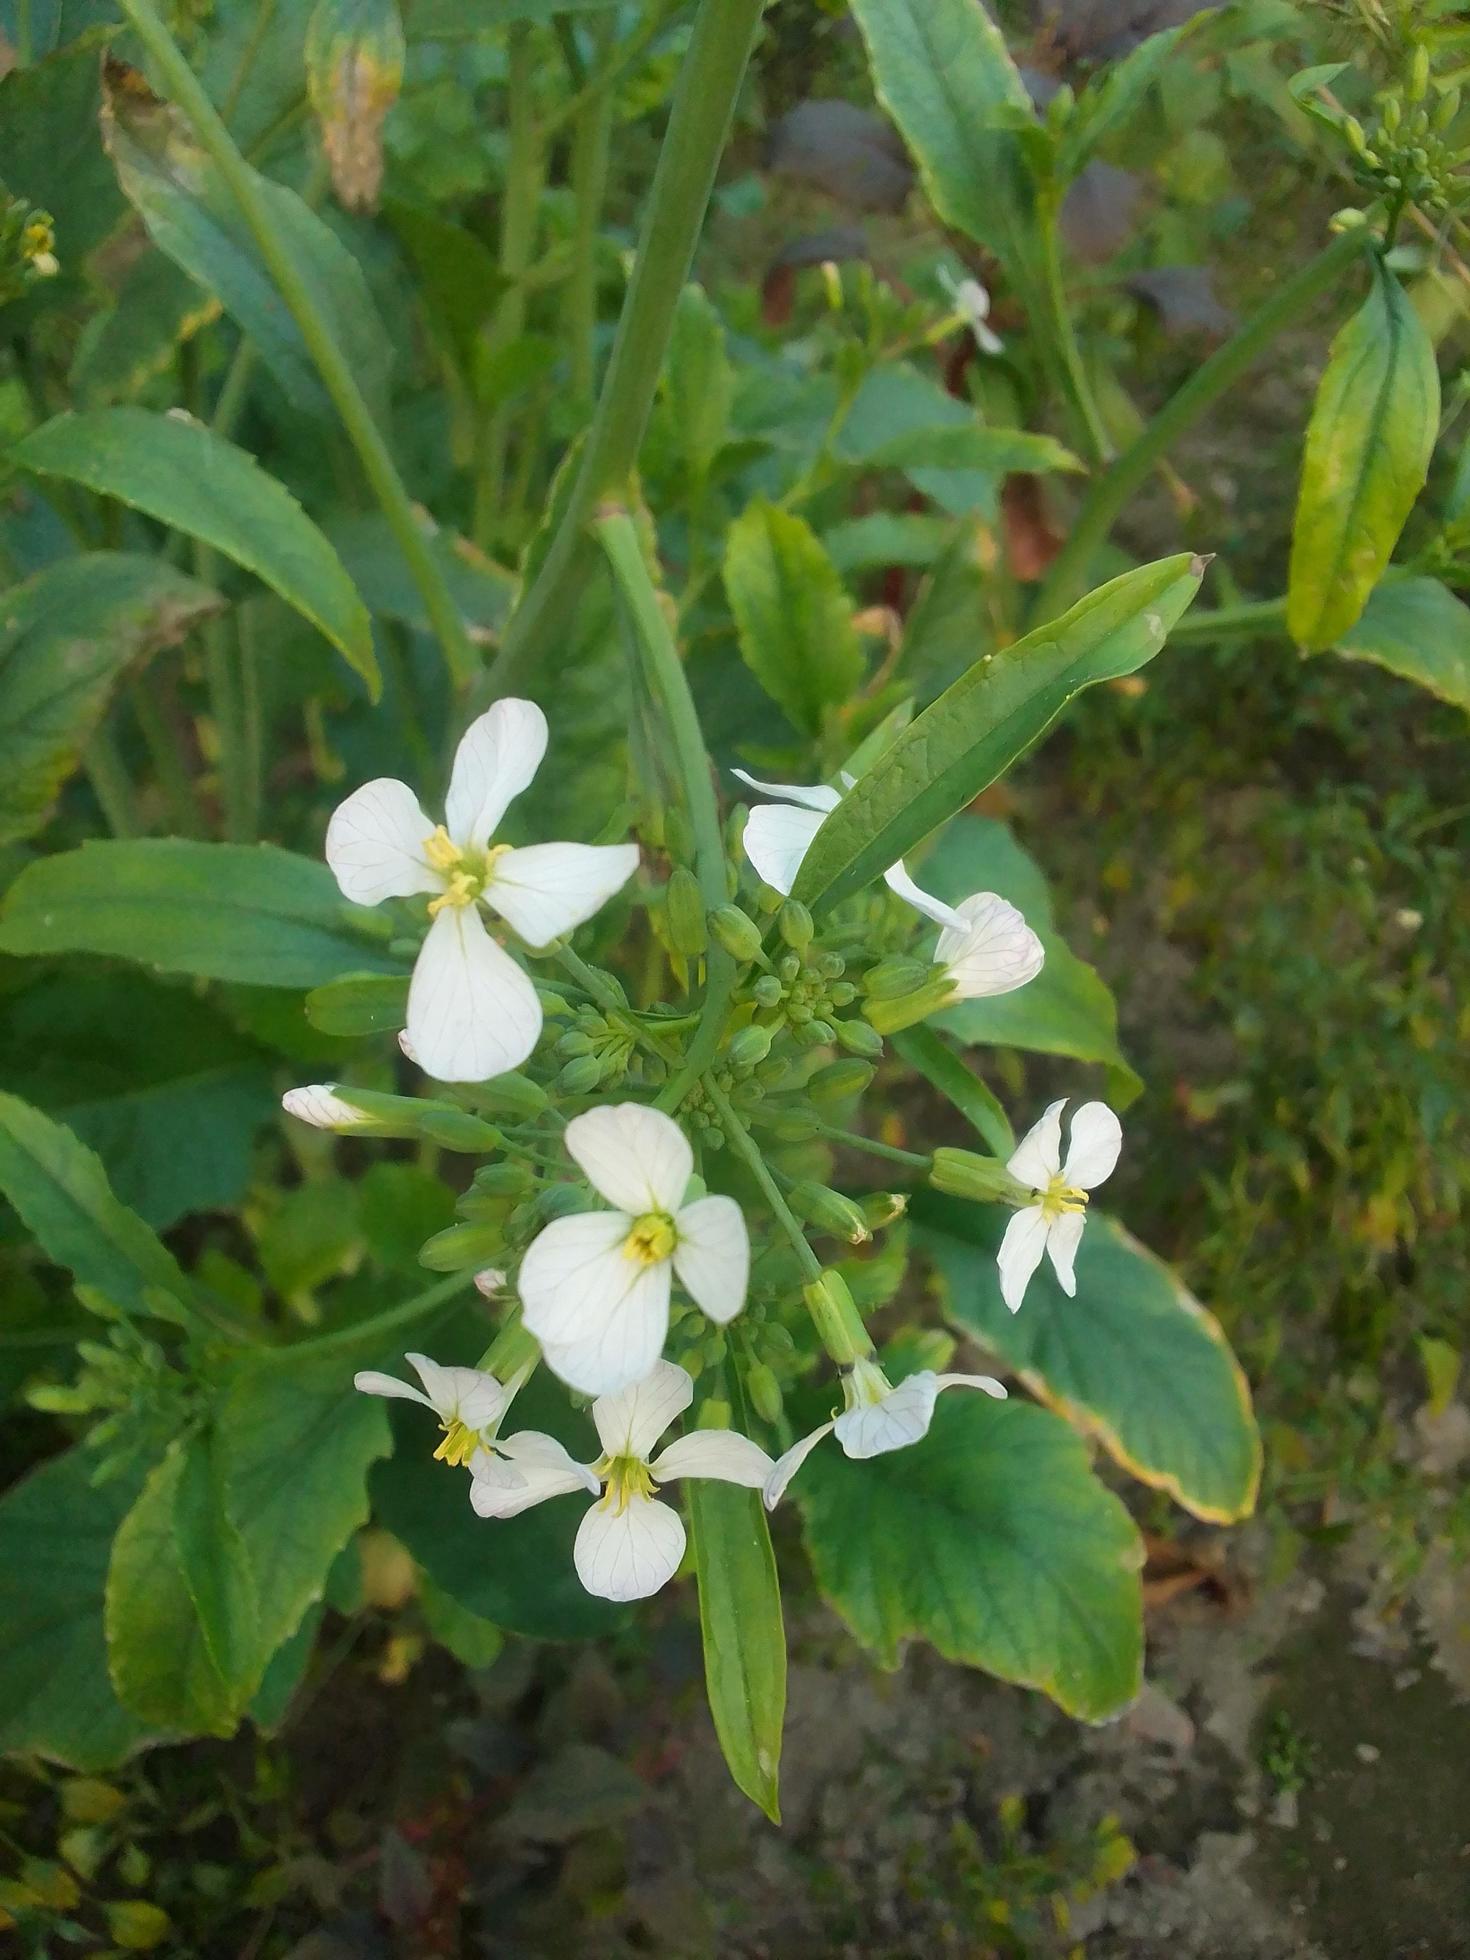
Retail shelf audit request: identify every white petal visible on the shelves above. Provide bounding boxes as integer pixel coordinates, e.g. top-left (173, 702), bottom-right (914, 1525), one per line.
top-left (1044, 1208), bottom-right (1086, 1297)
top-left (564, 1103), bottom-right (693, 1215)
top-left (649, 1428), bottom-right (774, 1488)
top-left (730, 769), bottom-right (841, 813)
top-left (882, 859), bottom-right (967, 931)
top-left (1006, 1099), bottom-right (1066, 1189)
top-left (517, 1210), bottom-right (644, 1344)
top-left (281, 1085), bottom-right (367, 1131)
top-left (1061, 1102), bottom-right (1122, 1190)
top-left (763, 1422), bottom-right (834, 1509)
top-left (672, 1196), bottom-right (749, 1325)
top-left (997, 1204), bottom-right (1051, 1313)
top-left (935, 1372), bottom-right (1008, 1400)
top-left (353, 1370), bottom-right (434, 1411)
top-left (935, 892), bottom-right (1046, 999)
top-left (574, 1492), bottom-right (686, 1601)
top-left (592, 1357), bottom-right (693, 1460)
top-left (406, 904), bottom-right (542, 1083)
top-left (739, 802), bottom-right (827, 896)
top-left (325, 778), bottom-right (438, 906)
top-left (444, 698), bottom-right (548, 850)
top-left (486, 841), bottom-right (639, 949)
top-left (469, 1433), bottom-right (598, 1518)
top-left (834, 1371), bottom-right (941, 1458)
top-left (403, 1352), bottom-right (462, 1419)
top-left (435, 1365), bottom-right (507, 1432)
top-left (975, 321), bottom-right (1004, 356)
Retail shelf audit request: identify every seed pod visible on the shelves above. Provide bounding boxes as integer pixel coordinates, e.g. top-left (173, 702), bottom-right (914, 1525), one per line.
top-left (778, 899), bottom-right (814, 950)
top-left (556, 1054), bottom-right (604, 1095)
top-left (789, 1181), bottom-right (872, 1244)
top-left (746, 1361), bottom-right (783, 1424)
top-left (709, 904), bottom-right (766, 963)
top-left (664, 865), bottom-right (708, 957)
top-left (861, 954), bottom-right (929, 1000)
top-left (726, 1023), bottom-right (774, 1069)
top-left (809, 1058), bottom-right (875, 1104)
top-left (835, 1017), bottom-right (884, 1058)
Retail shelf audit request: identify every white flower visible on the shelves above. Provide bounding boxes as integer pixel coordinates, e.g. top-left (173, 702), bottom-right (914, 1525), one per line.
top-left (518, 1104), bottom-right (748, 1395)
top-left (764, 1356), bottom-right (1006, 1508)
top-left (280, 1084), bottom-right (372, 1130)
top-left (469, 1360), bottom-right (774, 1602)
top-left (353, 1351), bottom-right (521, 1468)
top-left (325, 699), bottom-right (638, 1083)
top-left (933, 891), bottom-right (1045, 1000)
top-left (997, 1099), bottom-right (1122, 1312)
top-left (732, 770), bottom-right (965, 929)
top-left (938, 266), bottom-right (1003, 355)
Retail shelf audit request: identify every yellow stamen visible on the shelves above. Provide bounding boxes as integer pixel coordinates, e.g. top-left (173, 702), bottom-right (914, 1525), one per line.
top-left (423, 824), bottom-right (461, 874)
top-left (595, 1454), bottom-right (657, 1514)
top-left (427, 869), bottom-right (478, 916)
top-left (1040, 1176), bottom-right (1090, 1221)
top-left (432, 1418), bottom-right (480, 1468)
top-left (622, 1211), bottom-right (676, 1266)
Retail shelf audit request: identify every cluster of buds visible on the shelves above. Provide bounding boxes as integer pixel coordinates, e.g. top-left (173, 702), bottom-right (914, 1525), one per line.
top-left (27, 1318), bottom-right (196, 1484)
top-left (0, 196), bottom-right (58, 304)
top-left (1339, 47), bottom-right (1469, 220)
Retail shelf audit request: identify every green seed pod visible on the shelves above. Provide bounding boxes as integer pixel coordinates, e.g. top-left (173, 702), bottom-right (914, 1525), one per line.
top-left (709, 904), bottom-right (766, 963)
top-left (789, 1181), bottom-right (872, 1245)
top-left (778, 898), bottom-right (814, 950)
top-left (745, 1361), bottom-right (783, 1424)
top-left (726, 1023), bottom-right (774, 1069)
top-left (835, 1018), bottom-right (884, 1058)
top-left (556, 1054), bottom-right (604, 1095)
top-left (861, 954), bottom-right (929, 1000)
top-left (665, 865), bottom-right (708, 957)
top-left (418, 1222), bottom-right (508, 1272)
top-left (809, 1058), bottom-right (876, 1103)
top-left (930, 1146), bottom-right (1028, 1204)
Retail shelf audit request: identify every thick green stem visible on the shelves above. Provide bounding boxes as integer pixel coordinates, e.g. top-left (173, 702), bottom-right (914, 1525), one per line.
top-left (596, 511), bottom-right (736, 1107)
top-left (1168, 594), bottom-right (1289, 643)
top-left (1035, 200), bottom-right (1112, 469)
top-left (488, 0), bottom-right (765, 697)
top-left (119, 0), bottom-right (478, 689)
top-left (1032, 227), bottom-right (1372, 623)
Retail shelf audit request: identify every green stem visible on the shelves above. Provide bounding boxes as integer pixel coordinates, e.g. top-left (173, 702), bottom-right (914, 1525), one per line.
top-left (1168, 594), bottom-right (1289, 643)
top-left (83, 725), bottom-right (142, 837)
top-left (596, 511), bottom-right (736, 1107)
top-left (236, 600), bottom-right (264, 839)
top-left (257, 1272), bottom-right (474, 1364)
top-left (567, 13), bottom-right (617, 403)
top-left (1035, 201), bottom-right (1112, 468)
top-left (211, 337), bottom-right (258, 439)
top-left (1032, 226), bottom-right (1373, 623)
top-left (476, 22), bottom-right (543, 544)
top-left (706, 1080), bottom-right (823, 1286)
top-left (118, 0), bottom-right (478, 689)
top-left (488, 0), bottom-right (765, 697)
top-left (553, 942), bottom-right (680, 1065)
top-left (893, 1025), bottom-right (1015, 1158)
top-left (808, 1121), bottom-right (931, 1171)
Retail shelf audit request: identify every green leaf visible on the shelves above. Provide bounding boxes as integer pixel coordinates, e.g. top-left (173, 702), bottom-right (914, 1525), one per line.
top-left (915, 1195), bottom-right (1261, 1524)
top-left (1286, 264), bottom-right (1439, 651)
top-left (0, 39), bottom-right (125, 265)
top-left (324, 510), bottom-right (512, 646)
top-left (0, 840), bottom-right (403, 988)
top-left (663, 283), bottom-right (734, 482)
top-left (411, 0), bottom-right (616, 30)
top-left (794, 1396), bottom-right (1143, 1720)
top-left (834, 365), bottom-right (1004, 518)
top-left (0, 1092), bottom-right (193, 1324)
top-left (687, 1477), bottom-right (786, 1823)
top-left (249, 1605), bottom-right (323, 1733)
top-left (101, 64), bottom-right (393, 427)
top-left (15, 410), bottom-right (378, 696)
top-left (824, 512), bottom-right (954, 575)
top-left (724, 501), bottom-right (864, 738)
top-left (854, 424), bottom-right (1081, 477)
top-left (0, 1449), bottom-right (158, 1772)
top-left (891, 1024), bottom-right (1013, 1156)
top-left (172, 1429), bottom-right (261, 1697)
top-left (1334, 575), bottom-right (1470, 710)
top-left (382, 201), bottom-right (510, 374)
top-left (70, 253), bottom-right (218, 405)
top-left (305, 971), bottom-right (411, 1036)
top-left (419, 1573), bottom-right (505, 1669)
top-left (921, 814), bottom-right (1141, 1103)
top-left (0, 551), bottom-right (219, 848)
top-left (848, 0), bottom-right (1040, 279)
top-left (793, 555), bottom-right (1204, 914)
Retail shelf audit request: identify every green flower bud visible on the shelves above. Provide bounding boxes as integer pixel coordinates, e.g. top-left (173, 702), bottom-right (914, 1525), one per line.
top-left (827, 980), bottom-right (857, 1007)
top-left (759, 1109), bottom-right (820, 1141)
top-left (419, 1222), bottom-right (508, 1272)
top-left (556, 1028), bottom-right (595, 1057)
top-left (779, 899), bottom-right (814, 950)
top-left (665, 805), bottom-right (694, 862)
top-left (726, 1023), bottom-right (774, 1069)
top-left (816, 951), bottom-right (846, 979)
top-left (469, 1072), bottom-right (550, 1119)
top-left (699, 1396), bottom-right (733, 1428)
top-left (665, 865), bottom-right (708, 957)
top-left (863, 975), bottom-right (957, 1036)
top-left (418, 1108), bottom-right (505, 1152)
top-left (556, 1054), bottom-right (604, 1095)
top-left (474, 1162), bottom-right (531, 1195)
top-left (930, 1146), bottom-right (1029, 1205)
top-left (789, 1181), bottom-right (872, 1244)
top-left (745, 1361), bottom-right (783, 1424)
top-left (809, 1058), bottom-right (875, 1103)
top-left (778, 953), bottom-right (802, 985)
top-left (1409, 42), bottom-right (1430, 103)
top-left (803, 1268), bottom-right (874, 1365)
top-left (793, 1017), bottom-right (836, 1051)
top-left (835, 1018), bottom-right (884, 1058)
top-left (752, 973), bottom-right (784, 1007)
top-left (536, 1181), bottom-right (589, 1221)
top-left (860, 1190), bottom-right (909, 1229)
top-left (710, 904), bottom-right (766, 963)
top-left (861, 955), bottom-right (929, 1000)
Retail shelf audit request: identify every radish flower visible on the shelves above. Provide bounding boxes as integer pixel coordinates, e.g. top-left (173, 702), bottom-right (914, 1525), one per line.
top-left (933, 892), bottom-right (1045, 1000)
top-left (518, 1104), bottom-right (748, 1395)
top-left (764, 1357), bottom-right (1007, 1508)
top-left (326, 699), bottom-right (638, 1082)
top-left (938, 266), bottom-right (1003, 355)
top-left (470, 1361), bottom-right (773, 1602)
top-left (353, 1351), bottom-right (525, 1469)
top-left (997, 1099), bottom-right (1122, 1312)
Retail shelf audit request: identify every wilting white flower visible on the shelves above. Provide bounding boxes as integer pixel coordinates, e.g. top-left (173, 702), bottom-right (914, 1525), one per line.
top-left (325, 699), bottom-right (638, 1083)
top-left (764, 1356), bottom-right (1007, 1508)
top-left (933, 892), bottom-right (1045, 1000)
top-left (354, 1351), bottom-right (525, 1468)
top-left (938, 265), bottom-right (1003, 355)
top-left (997, 1099), bottom-right (1122, 1312)
top-left (470, 1360), bottom-right (773, 1602)
top-left (732, 771), bottom-right (965, 928)
top-left (281, 1084), bottom-right (373, 1131)
top-left (518, 1104), bottom-right (748, 1395)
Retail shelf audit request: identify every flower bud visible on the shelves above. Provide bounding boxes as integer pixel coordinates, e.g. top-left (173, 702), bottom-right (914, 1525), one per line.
top-left (861, 955), bottom-right (929, 1000)
top-left (835, 1018), bottom-right (884, 1058)
top-left (665, 805), bottom-right (694, 862)
top-left (698, 1396), bottom-right (733, 1429)
top-left (556, 1054), bottom-right (604, 1095)
top-left (863, 975), bottom-right (957, 1036)
top-left (664, 866), bottom-right (708, 957)
top-left (745, 1361), bottom-right (784, 1424)
top-left (709, 904), bottom-right (766, 963)
top-left (1409, 43), bottom-right (1430, 103)
top-left (752, 973), bottom-right (784, 1008)
top-left (758, 1109), bottom-right (820, 1141)
top-left (792, 1016), bottom-right (834, 1050)
top-left (468, 1072), bottom-right (549, 1119)
top-left (802, 1269), bottom-right (874, 1366)
top-left (778, 899), bottom-right (814, 950)
top-left (416, 1107), bottom-right (505, 1152)
top-left (473, 1267), bottom-right (509, 1298)
top-left (726, 1023), bottom-right (774, 1069)
top-left (789, 1181), bottom-right (872, 1244)
top-left (808, 1058), bottom-right (875, 1104)
top-left (419, 1223), bottom-right (508, 1272)
top-left (556, 1028), bottom-right (595, 1057)
top-left (860, 1190), bottom-right (908, 1229)
top-left (930, 1147), bottom-right (1029, 1205)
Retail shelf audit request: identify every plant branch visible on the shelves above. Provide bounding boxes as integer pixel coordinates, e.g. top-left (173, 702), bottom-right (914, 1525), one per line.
top-left (706, 1080), bottom-right (824, 1286)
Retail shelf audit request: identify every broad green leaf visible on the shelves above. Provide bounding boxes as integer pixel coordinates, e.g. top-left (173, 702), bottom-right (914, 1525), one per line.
top-left (305, 971), bottom-right (411, 1036)
top-left (834, 365), bottom-right (1004, 518)
top-left (0, 551), bottom-right (219, 848)
top-left (69, 253), bottom-right (218, 405)
top-left (1286, 264), bottom-right (1439, 651)
top-left (419, 1573), bottom-right (505, 1669)
top-left (915, 1195), bottom-right (1261, 1524)
top-left (1334, 575), bottom-right (1470, 710)
top-left (0, 39), bottom-right (125, 263)
top-left (0, 1093), bottom-right (193, 1323)
top-left (1056, 23), bottom-right (1194, 182)
top-left (793, 555), bottom-right (1204, 914)
top-left (250, 1605), bottom-right (323, 1732)
top-left (382, 201), bottom-right (510, 374)
top-left (724, 501), bottom-right (864, 737)
top-left (101, 64), bottom-right (393, 427)
top-left (0, 840), bottom-right (403, 988)
top-left (173, 1428), bottom-right (261, 1697)
top-left (687, 1475), bottom-right (786, 1823)
top-left (823, 512), bottom-right (953, 575)
top-left (921, 815), bottom-right (1141, 1103)
top-left (854, 424), bottom-right (1081, 477)
top-left (15, 410), bottom-right (378, 695)
top-left (848, 0), bottom-right (1039, 277)
top-left (892, 1025), bottom-right (1013, 1156)
top-left (324, 511), bottom-right (512, 646)
top-left (0, 1450), bottom-right (158, 1772)
top-left (794, 1396), bottom-right (1143, 1720)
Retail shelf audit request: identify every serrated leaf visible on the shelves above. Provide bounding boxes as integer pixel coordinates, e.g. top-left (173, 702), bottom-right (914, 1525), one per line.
top-left (15, 411), bottom-right (377, 696)
top-left (724, 501), bottom-right (864, 738)
top-left (792, 555), bottom-right (1203, 914)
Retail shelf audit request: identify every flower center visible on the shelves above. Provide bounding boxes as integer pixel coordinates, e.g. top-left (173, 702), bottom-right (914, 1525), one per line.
top-left (432, 1417), bottom-right (482, 1468)
top-left (841, 1355), bottom-right (894, 1411)
top-left (596, 1454), bottom-right (657, 1513)
top-left (1040, 1175), bottom-right (1089, 1222)
top-left (422, 831), bottom-right (512, 917)
top-left (622, 1211), bottom-right (676, 1266)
